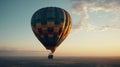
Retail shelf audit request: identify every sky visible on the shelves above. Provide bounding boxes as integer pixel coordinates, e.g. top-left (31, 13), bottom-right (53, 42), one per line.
top-left (0, 0), bottom-right (120, 57)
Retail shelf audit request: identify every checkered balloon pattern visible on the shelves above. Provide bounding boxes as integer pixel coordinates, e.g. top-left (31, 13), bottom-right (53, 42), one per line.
top-left (31, 7), bottom-right (72, 53)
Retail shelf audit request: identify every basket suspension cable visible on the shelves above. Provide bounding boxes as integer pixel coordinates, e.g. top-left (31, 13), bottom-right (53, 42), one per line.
top-left (39, 43), bottom-right (50, 56)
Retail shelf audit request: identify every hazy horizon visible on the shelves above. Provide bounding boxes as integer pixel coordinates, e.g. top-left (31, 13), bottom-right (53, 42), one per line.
top-left (0, 56), bottom-right (120, 67)
top-left (0, 50), bottom-right (120, 57)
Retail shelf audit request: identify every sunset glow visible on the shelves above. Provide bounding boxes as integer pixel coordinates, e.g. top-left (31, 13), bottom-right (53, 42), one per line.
top-left (0, 0), bottom-right (120, 57)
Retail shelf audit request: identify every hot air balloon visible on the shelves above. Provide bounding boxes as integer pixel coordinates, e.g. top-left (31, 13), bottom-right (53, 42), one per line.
top-left (31, 7), bottom-right (72, 59)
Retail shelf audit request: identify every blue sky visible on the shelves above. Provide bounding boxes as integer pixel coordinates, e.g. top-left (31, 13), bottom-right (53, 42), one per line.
top-left (0, 0), bottom-right (120, 57)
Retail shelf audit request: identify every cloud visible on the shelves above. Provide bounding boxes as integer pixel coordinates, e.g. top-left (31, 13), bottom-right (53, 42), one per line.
top-left (72, 0), bottom-right (120, 13)
top-left (111, 17), bottom-right (120, 22)
top-left (72, 1), bottom-right (89, 29)
top-left (91, 0), bottom-right (120, 13)
top-left (0, 50), bottom-right (47, 56)
top-left (98, 25), bottom-right (120, 31)
top-left (71, 0), bottom-right (120, 31)
top-left (84, 23), bottom-right (96, 31)
top-left (0, 47), bottom-right (47, 56)
top-left (73, 6), bottom-right (89, 29)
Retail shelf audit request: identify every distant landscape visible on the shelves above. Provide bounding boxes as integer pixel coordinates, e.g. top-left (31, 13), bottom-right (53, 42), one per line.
top-left (0, 56), bottom-right (120, 67)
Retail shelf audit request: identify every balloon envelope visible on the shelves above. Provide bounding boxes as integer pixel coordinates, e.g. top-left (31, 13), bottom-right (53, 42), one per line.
top-left (31, 7), bottom-right (72, 53)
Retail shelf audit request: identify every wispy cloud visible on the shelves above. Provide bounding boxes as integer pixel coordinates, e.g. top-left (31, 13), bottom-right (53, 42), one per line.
top-left (0, 50), bottom-right (48, 56)
top-left (84, 23), bottom-right (96, 31)
top-left (72, 0), bottom-right (120, 14)
top-left (72, 6), bottom-right (89, 29)
top-left (111, 17), bottom-right (120, 22)
top-left (98, 25), bottom-right (120, 31)
top-left (90, 0), bottom-right (120, 13)
top-left (72, 1), bottom-right (89, 29)
top-left (71, 0), bottom-right (120, 31)
top-left (0, 47), bottom-right (47, 56)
